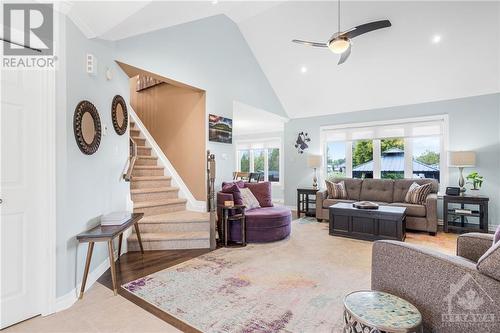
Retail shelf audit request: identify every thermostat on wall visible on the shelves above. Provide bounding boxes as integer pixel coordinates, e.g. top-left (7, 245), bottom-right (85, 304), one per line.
top-left (86, 53), bottom-right (97, 76)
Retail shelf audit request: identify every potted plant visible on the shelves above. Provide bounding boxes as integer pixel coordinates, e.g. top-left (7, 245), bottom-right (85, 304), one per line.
top-left (466, 171), bottom-right (484, 191)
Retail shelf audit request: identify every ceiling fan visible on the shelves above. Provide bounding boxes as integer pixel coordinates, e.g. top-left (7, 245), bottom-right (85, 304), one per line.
top-left (292, 0), bottom-right (391, 65)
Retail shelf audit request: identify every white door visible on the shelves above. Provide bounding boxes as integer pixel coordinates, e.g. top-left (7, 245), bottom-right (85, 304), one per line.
top-left (0, 69), bottom-right (44, 328)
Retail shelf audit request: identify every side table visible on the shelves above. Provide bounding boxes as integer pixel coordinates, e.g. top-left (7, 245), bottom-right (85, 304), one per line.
top-left (443, 195), bottom-right (489, 233)
top-left (343, 290), bottom-right (423, 333)
top-left (76, 213), bottom-right (144, 299)
top-left (220, 205), bottom-right (247, 247)
top-left (297, 187), bottom-right (319, 218)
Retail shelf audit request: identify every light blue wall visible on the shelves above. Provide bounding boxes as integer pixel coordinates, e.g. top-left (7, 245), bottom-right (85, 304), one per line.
top-left (285, 93), bottom-right (500, 229)
top-left (56, 16), bottom-right (131, 297)
top-left (113, 14), bottom-right (286, 186)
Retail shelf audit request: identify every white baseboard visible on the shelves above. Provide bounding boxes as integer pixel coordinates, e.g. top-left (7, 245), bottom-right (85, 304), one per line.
top-left (54, 250), bottom-right (121, 313)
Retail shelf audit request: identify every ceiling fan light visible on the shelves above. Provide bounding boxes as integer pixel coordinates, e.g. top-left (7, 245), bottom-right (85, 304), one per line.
top-left (328, 38), bottom-right (350, 54)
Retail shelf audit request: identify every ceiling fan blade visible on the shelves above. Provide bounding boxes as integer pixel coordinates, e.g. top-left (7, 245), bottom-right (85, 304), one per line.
top-left (337, 44), bottom-right (351, 65)
top-left (292, 39), bottom-right (328, 48)
top-left (341, 20), bottom-right (391, 39)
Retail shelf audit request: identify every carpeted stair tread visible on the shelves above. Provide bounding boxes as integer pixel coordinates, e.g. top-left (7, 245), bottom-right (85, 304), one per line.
top-left (129, 231), bottom-right (209, 241)
top-left (137, 156), bottom-right (157, 160)
top-left (141, 211), bottom-right (210, 224)
top-left (132, 176), bottom-right (171, 181)
top-left (133, 165), bottom-right (164, 170)
top-left (134, 198), bottom-right (186, 209)
top-left (131, 186), bottom-right (178, 194)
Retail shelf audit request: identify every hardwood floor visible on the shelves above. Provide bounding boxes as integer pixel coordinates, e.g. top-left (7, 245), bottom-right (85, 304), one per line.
top-left (98, 248), bottom-right (212, 333)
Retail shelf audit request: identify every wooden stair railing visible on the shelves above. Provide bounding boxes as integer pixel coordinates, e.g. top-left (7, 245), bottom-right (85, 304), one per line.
top-left (207, 150), bottom-right (216, 249)
top-left (124, 137), bottom-right (138, 181)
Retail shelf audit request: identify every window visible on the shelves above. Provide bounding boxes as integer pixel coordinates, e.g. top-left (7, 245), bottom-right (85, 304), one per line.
top-left (268, 148), bottom-right (280, 182)
top-left (412, 137), bottom-right (440, 181)
top-left (326, 142), bottom-right (346, 178)
top-left (381, 138), bottom-right (404, 179)
top-left (238, 150), bottom-right (250, 172)
top-left (352, 139), bottom-right (373, 179)
top-left (321, 116), bottom-right (447, 188)
top-left (236, 139), bottom-right (282, 183)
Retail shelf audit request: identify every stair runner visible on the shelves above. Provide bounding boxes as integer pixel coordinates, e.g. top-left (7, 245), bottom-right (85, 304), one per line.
top-left (127, 121), bottom-right (210, 251)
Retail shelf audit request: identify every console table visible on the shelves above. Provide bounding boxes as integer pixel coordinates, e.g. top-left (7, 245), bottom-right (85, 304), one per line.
top-left (76, 213), bottom-right (144, 299)
top-left (297, 187), bottom-right (319, 218)
top-left (443, 195), bottom-right (489, 233)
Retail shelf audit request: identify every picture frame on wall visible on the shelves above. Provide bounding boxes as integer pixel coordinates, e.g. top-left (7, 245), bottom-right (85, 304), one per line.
top-left (209, 114), bottom-right (232, 144)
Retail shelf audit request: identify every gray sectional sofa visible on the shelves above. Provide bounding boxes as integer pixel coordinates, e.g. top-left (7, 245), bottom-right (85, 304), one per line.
top-left (316, 178), bottom-right (439, 235)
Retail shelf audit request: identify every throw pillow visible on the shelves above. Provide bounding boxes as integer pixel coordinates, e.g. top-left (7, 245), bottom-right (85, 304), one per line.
top-left (326, 180), bottom-right (347, 199)
top-left (477, 241), bottom-right (500, 281)
top-left (245, 182), bottom-right (273, 207)
top-left (221, 183), bottom-right (243, 206)
top-left (405, 182), bottom-right (432, 205)
top-left (494, 225), bottom-right (500, 245)
top-left (240, 188), bottom-right (261, 210)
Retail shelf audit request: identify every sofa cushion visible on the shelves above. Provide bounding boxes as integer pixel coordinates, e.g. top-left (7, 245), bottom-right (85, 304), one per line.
top-left (323, 199), bottom-right (355, 209)
top-left (389, 202), bottom-right (426, 217)
top-left (360, 179), bottom-right (394, 203)
top-left (331, 178), bottom-right (363, 200)
top-left (221, 182), bottom-right (243, 205)
top-left (405, 182), bottom-right (432, 205)
top-left (325, 180), bottom-right (347, 199)
top-left (393, 178), bottom-right (438, 202)
top-left (477, 241), bottom-right (500, 281)
top-left (245, 182), bottom-right (273, 207)
top-left (240, 188), bottom-right (260, 210)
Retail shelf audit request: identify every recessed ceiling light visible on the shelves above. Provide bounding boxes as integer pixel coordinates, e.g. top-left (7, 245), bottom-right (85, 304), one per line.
top-left (211, 0), bottom-right (218, 5)
top-left (432, 35), bottom-right (442, 44)
top-left (300, 66), bottom-right (308, 74)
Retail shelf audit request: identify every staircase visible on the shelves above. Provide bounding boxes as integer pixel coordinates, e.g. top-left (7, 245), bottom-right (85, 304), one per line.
top-left (127, 121), bottom-right (210, 251)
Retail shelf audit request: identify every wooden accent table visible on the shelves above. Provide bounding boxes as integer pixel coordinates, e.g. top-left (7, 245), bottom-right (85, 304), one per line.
top-left (443, 194), bottom-right (489, 233)
top-left (220, 205), bottom-right (247, 247)
top-left (76, 213), bottom-right (144, 299)
top-left (297, 187), bottom-right (319, 218)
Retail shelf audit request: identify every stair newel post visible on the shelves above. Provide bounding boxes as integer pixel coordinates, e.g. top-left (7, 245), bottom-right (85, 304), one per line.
top-left (207, 150), bottom-right (217, 250)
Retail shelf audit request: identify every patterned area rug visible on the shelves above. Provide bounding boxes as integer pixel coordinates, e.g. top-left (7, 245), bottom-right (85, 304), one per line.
top-left (123, 219), bottom-right (373, 332)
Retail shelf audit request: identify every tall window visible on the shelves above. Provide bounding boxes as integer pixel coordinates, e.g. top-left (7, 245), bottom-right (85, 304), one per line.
top-left (322, 116), bottom-right (446, 187)
top-left (236, 139), bottom-right (282, 183)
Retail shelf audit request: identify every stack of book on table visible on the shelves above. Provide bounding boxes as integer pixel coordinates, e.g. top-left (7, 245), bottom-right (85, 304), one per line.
top-left (101, 211), bottom-right (132, 226)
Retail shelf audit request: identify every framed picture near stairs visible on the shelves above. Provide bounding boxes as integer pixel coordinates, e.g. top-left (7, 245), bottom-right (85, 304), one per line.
top-left (111, 95), bottom-right (128, 135)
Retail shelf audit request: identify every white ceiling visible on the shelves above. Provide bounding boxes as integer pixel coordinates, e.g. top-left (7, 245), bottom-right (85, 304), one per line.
top-left (66, 1), bottom-right (500, 118)
top-left (233, 101), bottom-right (286, 136)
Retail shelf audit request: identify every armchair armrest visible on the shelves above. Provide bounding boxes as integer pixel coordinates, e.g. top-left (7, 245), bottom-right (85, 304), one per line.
top-left (371, 240), bottom-right (500, 332)
top-left (425, 193), bottom-right (438, 232)
top-left (316, 190), bottom-right (328, 218)
top-left (457, 233), bottom-right (494, 262)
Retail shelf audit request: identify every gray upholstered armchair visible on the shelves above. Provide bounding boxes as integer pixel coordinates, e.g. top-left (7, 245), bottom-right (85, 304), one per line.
top-left (372, 233), bottom-right (500, 333)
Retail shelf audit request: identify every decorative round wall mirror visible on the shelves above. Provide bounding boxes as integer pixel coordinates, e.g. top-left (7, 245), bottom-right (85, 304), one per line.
top-left (73, 100), bottom-right (101, 155)
top-left (111, 95), bottom-right (128, 135)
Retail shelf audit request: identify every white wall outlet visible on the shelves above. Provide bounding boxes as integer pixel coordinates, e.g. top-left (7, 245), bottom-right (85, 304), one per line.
top-left (86, 53), bottom-right (97, 76)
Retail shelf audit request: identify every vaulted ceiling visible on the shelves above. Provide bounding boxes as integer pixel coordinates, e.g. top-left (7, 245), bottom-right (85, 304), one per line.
top-left (66, 1), bottom-right (500, 119)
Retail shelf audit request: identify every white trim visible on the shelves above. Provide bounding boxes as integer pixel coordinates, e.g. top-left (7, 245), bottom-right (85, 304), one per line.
top-left (320, 114), bottom-right (448, 132)
top-left (129, 107), bottom-right (205, 212)
top-left (54, 256), bottom-right (112, 312)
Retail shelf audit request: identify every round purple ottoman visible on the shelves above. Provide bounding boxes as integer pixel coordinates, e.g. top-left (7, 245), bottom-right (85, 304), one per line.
top-left (229, 206), bottom-right (292, 243)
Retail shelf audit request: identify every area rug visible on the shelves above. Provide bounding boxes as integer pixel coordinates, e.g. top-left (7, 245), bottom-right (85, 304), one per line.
top-left (122, 219), bottom-right (373, 332)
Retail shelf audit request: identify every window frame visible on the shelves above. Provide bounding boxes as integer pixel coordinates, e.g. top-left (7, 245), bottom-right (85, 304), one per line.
top-left (320, 115), bottom-right (449, 192)
top-left (235, 137), bottom-right (283, 185)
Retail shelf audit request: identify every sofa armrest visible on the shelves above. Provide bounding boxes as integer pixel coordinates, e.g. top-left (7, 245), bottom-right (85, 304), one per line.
top-left (457, 233), bottom-right (494, 262)
top-left (372, 240), bottom-right (500, 332)
top-left (316, 190), bottom-right (328, 217)
top-left (425, 193), bottom-right (438, 232)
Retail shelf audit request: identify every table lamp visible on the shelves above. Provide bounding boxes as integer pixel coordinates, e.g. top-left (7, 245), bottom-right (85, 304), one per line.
top-left (307, 154), bottom-right (322, 189)
top-left (449, 151), bottom-right (476, 193)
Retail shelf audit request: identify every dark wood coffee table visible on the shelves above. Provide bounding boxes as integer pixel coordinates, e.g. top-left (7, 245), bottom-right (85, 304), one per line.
top-left (329, 203), bottom-right (406, 241)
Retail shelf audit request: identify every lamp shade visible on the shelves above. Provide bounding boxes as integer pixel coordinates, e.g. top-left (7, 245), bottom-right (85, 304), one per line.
top-left (307, 154), bottom-right (322, 168)
top-left (449, 151), bottom-right (476, 167)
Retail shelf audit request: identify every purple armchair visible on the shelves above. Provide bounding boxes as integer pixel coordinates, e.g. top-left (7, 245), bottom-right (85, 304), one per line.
top-left (217, 181), bottom-right (291, 243)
